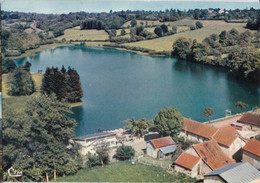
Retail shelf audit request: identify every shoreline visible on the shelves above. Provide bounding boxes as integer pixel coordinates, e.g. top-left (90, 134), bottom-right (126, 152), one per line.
top-left (7, 41), bottom-right (168, 60)
top-left (75, 110), bottom-right (254, 137)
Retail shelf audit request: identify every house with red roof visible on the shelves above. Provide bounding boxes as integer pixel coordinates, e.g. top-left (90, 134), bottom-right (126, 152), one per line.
top-left (237, 112), bottom-right (260, 131)
top-left (180, 118), bottom-right (245, 160)
top-left (174, 152), bottom-right (201, 178)
top-left (146, 136), bottom-right (176, 159)
top-left (174, 139), bottom-right (235, 177)
top-left (242, 139), bottom-right (260, 169)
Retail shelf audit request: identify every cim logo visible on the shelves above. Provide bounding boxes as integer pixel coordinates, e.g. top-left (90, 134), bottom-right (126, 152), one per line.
top-left (8, 167), bottom-right (23, 177)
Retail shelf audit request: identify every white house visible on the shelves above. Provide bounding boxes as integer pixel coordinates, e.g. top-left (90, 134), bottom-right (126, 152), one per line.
top-left (72, 131), bottom-right (117, 155)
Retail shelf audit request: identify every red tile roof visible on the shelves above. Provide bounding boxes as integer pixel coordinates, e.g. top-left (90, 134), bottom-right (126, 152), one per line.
top-left (193, 140), bottom-right (235, 170)
top-left (237, 113), bottom-right (260, 127)
top-left (243, 139), bottom-right (260, 157)
top-left (175, 152), bottom-right (200, 170)
top-left (213, 128), bottom-right (237, 147)
top-left (150, 136), bottom-right (175, 149)
top-left (183, 118), bottom-right (219, 139)
top-left (219, 125), bottom-right (237, 134)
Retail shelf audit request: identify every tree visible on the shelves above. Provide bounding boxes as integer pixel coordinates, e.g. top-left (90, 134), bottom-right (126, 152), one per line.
top-left (153, 107), bottom-right (184, 137)
top-left (95, 143), bottom-right (109, 167)
top-left (41, 67), bottom-right (83, 102)
top-left (190, 25), bottom-right (196, 30)
top-left (2, 58), bottom-right (17, 73)
top-left (235, 101), bottom-right (249, 111)
top-left (172, 25), bottom-right (177, 34)
top-left (130, 19), bottom-right (137, 27)
top-left (66, 68), bottom-right (83, 102)
top-left (202, 108), bottom-right (214, 122)
top-left (135, 25), bottom-right (144, 36)
top-left (3, 94), bottom-right (79, 181)
top-left (195, 21), bottom-right (203, 29)
top-left (172, 37), bottom-right (191, 60)
top-left (154, 26), bottom-right (162, 36)
top-left (120, 28), bottom-right (126, 36)
top-left (123, 118), bottom-right (148, 137)
top-left (116, 145), bottom-right (135, 161)
top-left (9, 66), bottom-right (36, 96)
top-left (160, 24), bottom-right (168, 33)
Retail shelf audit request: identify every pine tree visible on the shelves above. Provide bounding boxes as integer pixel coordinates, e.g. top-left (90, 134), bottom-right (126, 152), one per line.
top-left (66, 68), bottom-right (83, 102)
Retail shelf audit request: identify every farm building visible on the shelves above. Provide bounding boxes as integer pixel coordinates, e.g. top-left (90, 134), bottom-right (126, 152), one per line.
top-left (180, 118), bottom-right (218, 142)
top-left (180, 118), bottom-right (245, 159)
top-left (146, 136), bottom-right (176, 159)
top-left (204, 162), bottom-right (260, 183)
top-left (72, 131), bottom-right (117, 155)
top-left (237, 112), bottom-right (260, 131)
top-left (242, 139), bottom-right (260, 170)
top-left (174, 152), bottom-right (201, 178)
top-left (176, 139), bottom-right (235, 177)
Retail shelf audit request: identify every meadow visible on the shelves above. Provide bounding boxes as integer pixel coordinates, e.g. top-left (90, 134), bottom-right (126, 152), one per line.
top-left (56, 161), bottom-right (195, 182)
top-left (122, 20), bottom-right (250, 52)
top-left (56, 26), bottom-right (109, 41)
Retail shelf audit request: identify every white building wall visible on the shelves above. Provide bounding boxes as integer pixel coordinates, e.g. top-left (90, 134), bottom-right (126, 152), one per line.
top-left (74, 135), bottom-right (117, 155)
top-left (146, 142), bottom-right (157, 158)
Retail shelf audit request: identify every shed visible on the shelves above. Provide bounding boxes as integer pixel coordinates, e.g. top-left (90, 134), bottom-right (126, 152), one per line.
top-left (204, 162), bottom-right (260, 183)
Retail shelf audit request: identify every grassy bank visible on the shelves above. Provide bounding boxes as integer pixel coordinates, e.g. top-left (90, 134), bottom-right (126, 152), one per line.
top-left (56, 161), bottom-right (195, 182)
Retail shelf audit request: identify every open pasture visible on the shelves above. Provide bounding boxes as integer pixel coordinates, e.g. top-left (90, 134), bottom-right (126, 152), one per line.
top-left (123, 20), bottom-right (249, 52)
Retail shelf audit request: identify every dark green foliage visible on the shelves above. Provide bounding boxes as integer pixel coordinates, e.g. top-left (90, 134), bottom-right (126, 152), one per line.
top-left (9, 65), bottom-right (36, 96)
top-left (123, 118), bottom-right (148, 137)
top-left (195, 21), bottom-right (203, 29)
top-left (41, 66), bottom-right (83, 102)
top-left (2, 58), bottom-right (17, 73)
top-left (172, 25), bottom-right (177, 34)
top-left (228, 49), bottom-right (260, 84)
top-left (3, 94), bottom-right (79, 181)
top-left (172, 37), bottom-right (191, 60)
top-left (130, 19), bottom-right (137, 27)
top-left (153, 107), bottom-right (184, 137)
top-left (87, 153), bottom-right (102, 168)
top-left (121, 28), bottom-right (126, 36)
top-left (246, 11), bottom-right (260, 30)
top-left (160, 24), bottom-right (168, 33)
top-left (135, 25), bottom-right (144, 36)
top-left (80, 19), bottom-right (104, 30)
top-left (116, 145), bottom-right (135, 161)
top-left (190, 25), bottom-right (196, 30)
top-left (202, 108), bottom-right (214, 122)
top-left (235, 101), bottom-right (249, 110)
top-left (154, 26), bottom-right (162, 36)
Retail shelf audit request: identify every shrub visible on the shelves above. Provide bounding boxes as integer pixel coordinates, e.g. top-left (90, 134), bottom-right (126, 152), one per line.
top-left (172, 25), bottom-right (177, 34)
top-left (190, 25), bottom-right (196, 30)
top-left (160, 24), bottom-right (168, 33)
top-left (154, 27), bottom-right (162, 36)
top-left (195, 21), bottom-right (203, 29)
top-left (116, 145), bottom-right (135, 161)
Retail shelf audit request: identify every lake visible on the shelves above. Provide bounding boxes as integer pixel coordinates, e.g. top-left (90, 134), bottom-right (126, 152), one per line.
top-left (15, 46), bottom-right (260, 136)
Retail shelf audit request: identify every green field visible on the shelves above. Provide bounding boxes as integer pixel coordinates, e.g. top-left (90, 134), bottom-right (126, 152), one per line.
top-left (2, 73), bottom-right (43, 111)
top-left (56, 26), bottom-right (109, 41)
top-left (56, 162), bottom-right (195, 182)
top-left (122, 20), bottom-right (250, 52)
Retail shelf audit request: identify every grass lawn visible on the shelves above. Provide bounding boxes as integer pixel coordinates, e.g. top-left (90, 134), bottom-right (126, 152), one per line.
top-left (122, 20), bottom-right (251, 52)
top-left (56, 161), bottom-right (195, 182)
top-left (2, 73), bottom-right (43, 111)
top-left (56, 26), bottom-right (109, 41)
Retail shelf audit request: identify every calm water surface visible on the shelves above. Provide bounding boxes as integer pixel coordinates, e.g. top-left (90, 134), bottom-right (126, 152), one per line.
top-left (15, 46), bottom-right (260, 136)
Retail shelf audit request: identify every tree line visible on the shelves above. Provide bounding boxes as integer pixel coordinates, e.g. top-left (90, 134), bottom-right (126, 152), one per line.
top-left (172, 29), bottom-right (260, 84)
